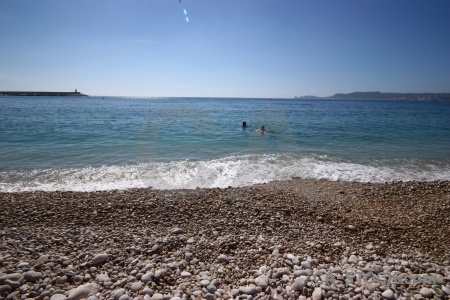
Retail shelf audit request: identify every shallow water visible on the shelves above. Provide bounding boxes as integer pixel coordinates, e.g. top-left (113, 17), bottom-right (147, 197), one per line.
top-left (1, 96), bottom-right (449, 191)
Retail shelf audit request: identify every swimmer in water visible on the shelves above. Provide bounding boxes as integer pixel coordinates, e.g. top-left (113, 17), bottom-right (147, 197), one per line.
top-left (257, 125), bottom-right (268, 132)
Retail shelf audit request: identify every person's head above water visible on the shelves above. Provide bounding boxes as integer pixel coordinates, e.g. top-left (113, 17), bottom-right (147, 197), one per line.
top-left (260, 125), bottom-right (266, 131)
top-left (242, 121), bottom-right (247, 127)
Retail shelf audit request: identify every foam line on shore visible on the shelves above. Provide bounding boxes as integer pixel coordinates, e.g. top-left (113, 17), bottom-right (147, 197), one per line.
top-left (1, 153), bottom-right (449, 192)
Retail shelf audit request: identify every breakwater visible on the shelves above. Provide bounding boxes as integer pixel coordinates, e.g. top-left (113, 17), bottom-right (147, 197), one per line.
top-left (0, 90), bottom-right (87, 96)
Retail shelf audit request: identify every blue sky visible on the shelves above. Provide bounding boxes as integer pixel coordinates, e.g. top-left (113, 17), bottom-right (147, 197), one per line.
top-left (1, 0), bottom-right (449, 98)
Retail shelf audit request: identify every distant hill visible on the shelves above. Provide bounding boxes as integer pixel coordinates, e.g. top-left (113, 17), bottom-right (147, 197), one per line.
top-left (295, 92), bottom-right (450, 101)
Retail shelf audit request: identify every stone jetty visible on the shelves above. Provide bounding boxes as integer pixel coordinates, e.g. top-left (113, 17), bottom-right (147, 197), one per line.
top-left (0, 179), bottom-right (449, 299)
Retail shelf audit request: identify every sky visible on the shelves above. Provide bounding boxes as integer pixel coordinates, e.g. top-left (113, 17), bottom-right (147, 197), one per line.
top-left (0, 0), bottom-right (449, 98)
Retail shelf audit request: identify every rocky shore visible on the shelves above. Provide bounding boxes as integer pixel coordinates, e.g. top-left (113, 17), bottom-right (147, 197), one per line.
top-left (1, 179), bottom-right (449, 300)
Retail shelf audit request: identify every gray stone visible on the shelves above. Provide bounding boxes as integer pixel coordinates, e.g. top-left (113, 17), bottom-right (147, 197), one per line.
top-left (255, 275), bottom-right (269, 289)
top-left (131, 281), bottom-right (143, 292)
top-left (170, 227), bottom-right (183, 234)
top-left (365, 243), bottom-right (374, 250)
top-left (143, 287), bottom-right (153, 295)
top-left (67, 283), bottom-right (99, 300)
top-left (217, 254), bottom-right (229, 264)
top-left (291, 278), bottom-right (306, 292)
top-left (230, 289), bottom-right (240, 297)
top-left (16, 262), bottom-right (30, 268)
top-left (50, 294), bottom-right (66, 300)
top-left (35, 255), bottom-right (49, 266)
top-left (154, 270), bottom-right (161, 281)
top-left (200, 280), bottom-right (210, 287)
top-left (400, 260), bottom-right (410, 268)
top-left (207, 285), bottom-right (217, 294)
top-left (0, 285), bottom-right (12, 295)
top-left (113, 288), bottom-right (127, 300)
top-left (144, 296), bottom-right (151, 300)
top-left (204, 293), bottom-right (216, 300)
top-left (312, 288), bottom-right (323, 300)
top-left (1, 273), bottom-right (22, 282)
top-left (300, 261), bottom-right (311, 269)
top-left (91, 253), bottom-right (109, 264)
top-left (419, 288), bottom-right (433, 298)
top-left (348, 255), bottom-right (358, 264)
top-left (180, 271), bottom-right (191, 278)
top-left (239, 286), bottom-right (256, 295)
top-left (442, 286), bottom-right (450, 295)
top-left (72, 275), bottom-right (84, 285)
top-left (150, 293), bottom-right (164, 300)
top-left (371, 265), bottom-right (383, 274)
top-left (119, 295), bottom-right (131, 300)
top-left (5, 279), bottom-right (20, 289)
top-left (141, 272), bottom-right (153, 283)
top-left (87, 296), bottom-right (99, 300)
top-left (96, 272), bottom-right (110, 283)
top-left (381, 289), bottom-right (394, 299)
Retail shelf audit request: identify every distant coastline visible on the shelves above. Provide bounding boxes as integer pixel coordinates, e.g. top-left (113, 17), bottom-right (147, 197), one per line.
top-left (295, 91), bottom-right (450, 101)
top-left (0, 90), bottom-right (88, 97)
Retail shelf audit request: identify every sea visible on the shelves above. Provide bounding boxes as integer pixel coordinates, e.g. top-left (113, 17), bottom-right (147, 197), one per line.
top-left (1, 96), bottom-right (449, 192)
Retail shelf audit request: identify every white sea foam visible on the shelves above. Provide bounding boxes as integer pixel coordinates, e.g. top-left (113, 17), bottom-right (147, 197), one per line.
top-left (1, 154), bottom-right (449, 192)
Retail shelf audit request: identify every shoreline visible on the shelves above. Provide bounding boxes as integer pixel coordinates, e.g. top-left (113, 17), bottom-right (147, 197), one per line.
top-left (1, 178), bottom-right (449, 299)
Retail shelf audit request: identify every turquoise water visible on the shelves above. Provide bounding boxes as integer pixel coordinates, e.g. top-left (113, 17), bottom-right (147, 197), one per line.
top-left (1, 96), bottom-right (449, 191)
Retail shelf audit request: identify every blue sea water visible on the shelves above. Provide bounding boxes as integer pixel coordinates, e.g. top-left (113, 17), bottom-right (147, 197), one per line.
top-left (1, 96), bottom-right (449, 191)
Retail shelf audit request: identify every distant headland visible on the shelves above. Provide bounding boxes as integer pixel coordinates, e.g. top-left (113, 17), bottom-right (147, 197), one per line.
top-left (295, 92), bottom-right (450, 101)
top-left (0, 89), bottom-right (88, 97)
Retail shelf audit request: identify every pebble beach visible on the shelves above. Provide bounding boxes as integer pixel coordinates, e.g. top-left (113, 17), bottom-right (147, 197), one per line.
top-left (1, 179), bottom-right (449, 300)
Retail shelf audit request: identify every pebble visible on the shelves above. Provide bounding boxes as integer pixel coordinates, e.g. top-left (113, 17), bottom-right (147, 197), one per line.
top-left (419, 287), bottom-right (433, 298)
top-left (66, 283), bottom-right (99, 300)
top-left (119, 295), bottom-right (130, 300)
top-left (113, 288), bottom-right (127, 300)
top-left (0, 285), bottom-right (12, 295)
top-left (348, 255), bottom-right (358, 264)
top-left (381, 289), bottom-right (394, 299)
top-left (35, 255), bottom-right (49, 266)
top-left (201, 280), bottom-right (210, 287)
top-left (96, 272), bottom-right (110, 283)
top-left (170, 228), bottom-right (183, 234)
top-left (254, 275), bottom-right (269, 289)
top-left (150, 293), bottom-right (164, 300)
top-left (217, 254), bottom-right (229, 264)
top-left (141, 272), bottom-right (153, 283)
top-left (239, 286), bottom-right (257, 295)
top-left (143, 287), bottom-right (153, 295)
top-left (131, 281), bottom-right (143, 292)
top-left (301, 261), bottom-right (311, 269)
top-left (180, 271), bottom-right (191, 278)
top-left (1, 180), bottom-right (449, 300)
top-left (5, 279), bottom-right (20, 289)
top-left (72, 275), bottom-right (84, 285)
top-left (291, 278), bottom-right (306, 292)
top-left (312, 287), bottom-right (323, 300)
top-left (442, 286), bottom-right (450, 295)
top-left (91, 253), bottom-right (109, 264)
